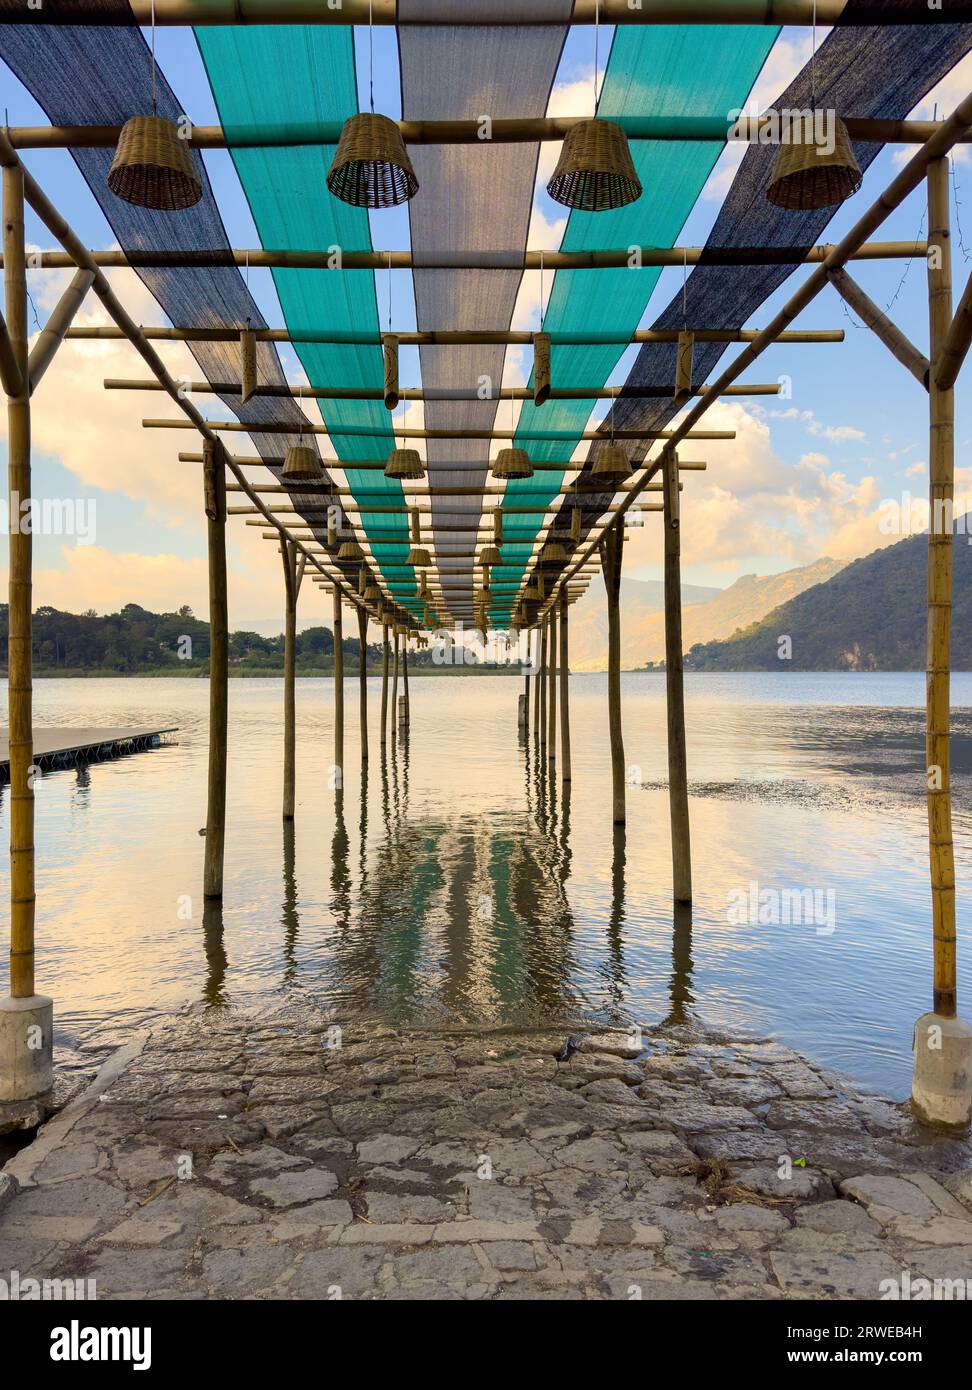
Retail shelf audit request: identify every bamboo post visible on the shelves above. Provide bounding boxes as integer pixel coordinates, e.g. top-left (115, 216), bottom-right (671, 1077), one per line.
top-left (927, 159), bottom-right (956, 1021)
top-left (663, 448), bottom-right (692, 903)
top-left (559, 588), bottom-right (571, 783)
top-left (912, 157), bottom-right (972, 1130)
top-left (357, 602), bottom-right (369, 763)
top-left (281, 538), bottom-right (298, 820)
top-left (333, 586), bottom-right (344, 786)
top-left (391, 628), bottom-right (400, 740)
top-left (380, 622), bottom-right (390, 747)
top-left (203, 437), bottom-right (228, 898)
top-left (26, 267), bottom-right (94, 394)
top-left (600, 525), bottom-right (626, 824)
top-left (4, 164), bottom-right (33, 998)
top-left (522, 648), bottom-right (531, 734)
top-left (548, 605), bottom-right (558, 767)
top-left (538, 620), bottom-right (548, 750)
top-left (402, 635), bottom-right (410, 726)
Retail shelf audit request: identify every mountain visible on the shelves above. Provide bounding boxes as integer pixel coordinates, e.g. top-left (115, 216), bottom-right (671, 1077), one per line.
top-left (683, 526), bottom-right (972, 670)
top-left (568, 560), bottom-right (843, 670)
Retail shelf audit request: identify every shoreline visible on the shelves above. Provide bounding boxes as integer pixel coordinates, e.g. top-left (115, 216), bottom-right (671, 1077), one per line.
top-left (2, 1008), bottom-right (970, 1301)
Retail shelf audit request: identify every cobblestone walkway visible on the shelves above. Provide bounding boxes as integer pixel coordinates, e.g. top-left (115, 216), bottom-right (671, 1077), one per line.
top-left (2, 1009), bottom-right (971, 1300)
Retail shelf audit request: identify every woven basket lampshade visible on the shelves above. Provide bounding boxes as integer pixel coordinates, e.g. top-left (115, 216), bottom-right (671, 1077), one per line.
top-left (364, 584), bottom-right (381, 603)
top-left (547, 119), bottom-right (642, 213)
top-left (282, 443), bottom-right (323, 482)
top-left (591, 444), bottom-right (633, 485)
top-left (522, 582), bottom-right (541, 602)
top-left (479, 545), bottom-right (502, 566)
top-left (326, 113), bottom-right (419, 209)
top-left (407, 546), bottom-right (432, 567)
top-left (541, 540), bottom-right (570, 565)
top-left (338, 538), bottom-right (365, 561)
top-left (766, 116), bottom-right (862, 210)
top-left (491, 448), bottom-right (533, 481)
top-left (107, 116), bottom-right (202, 211)
top-left (385, 447), bottom-right (425, 480)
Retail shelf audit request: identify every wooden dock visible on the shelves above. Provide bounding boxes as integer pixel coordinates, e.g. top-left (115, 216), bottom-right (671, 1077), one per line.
top-left (0, 726), bottom-right (177, 780)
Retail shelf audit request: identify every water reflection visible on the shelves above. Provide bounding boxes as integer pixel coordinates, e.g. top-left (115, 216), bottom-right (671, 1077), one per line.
top-left (201, 898), bottom-right (227, 1007)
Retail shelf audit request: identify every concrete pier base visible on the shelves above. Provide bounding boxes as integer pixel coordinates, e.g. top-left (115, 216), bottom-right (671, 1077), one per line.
top-left (0, 994), bottom-right (53, 1102)
top-left (911, 1011), bottom-right (972, 1129)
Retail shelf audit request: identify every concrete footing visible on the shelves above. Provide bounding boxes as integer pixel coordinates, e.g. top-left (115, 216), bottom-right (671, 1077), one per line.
top-left (0, 994), bottom-right (54, 1102)
top-left (911, 1010), bottom-right (972, 1130)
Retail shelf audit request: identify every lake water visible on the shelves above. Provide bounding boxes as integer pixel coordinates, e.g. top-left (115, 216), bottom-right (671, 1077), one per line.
top-left (1, 672), bottom-right (971, 1098)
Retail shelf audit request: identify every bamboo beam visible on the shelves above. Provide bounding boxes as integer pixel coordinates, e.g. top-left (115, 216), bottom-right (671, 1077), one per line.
top-left (72, 324), bottom-right (845, 346)
top-left (357, 603), bottom-right (369, 764)
top-left (3, 1), bottom-right (941, 28)
top-left (27, 268), bottom-right (95, 395)
top-left (333, 587), bottom-right (344, 786)
top-left (3, 162), bottom-right (34, 998)
top-left (0, 128), bottom-right (374, 622)
top-left (663, 452), bottom-right (692, 905)
top-left (13, 241), bottom-right (924, 272)
top-left (232, 501), bottom-right (664, 517)
top-left (221, 471), bottom-right (702, 494)
top-left (926, 159), bottom-right (957, 1020)
top-left (11, 117), bottom-right (964, 150)
top-left (148, 419), bottom-right (733, 441)
top-left (109, 376), bottom-right (782, 400)
top-left (600, 528), bottom-right (626, 826)
top-left (936, 265), bottom-right (972, 391)
top-left (827, 267), bottom-right (929, 388)
top-left (280, 539), bottom-right (300, 821)
top-left (203, 438), bottom-right (229, 899)
top-left (559, 588), bottom-right (571, 785)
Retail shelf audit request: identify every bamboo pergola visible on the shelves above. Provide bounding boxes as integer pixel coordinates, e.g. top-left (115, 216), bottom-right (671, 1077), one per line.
top-left (2, 4), bottom-right (972, 1128)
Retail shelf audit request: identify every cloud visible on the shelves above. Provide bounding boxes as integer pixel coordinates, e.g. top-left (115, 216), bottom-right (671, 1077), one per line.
top-left (768, 405), bottom-right (865, 444)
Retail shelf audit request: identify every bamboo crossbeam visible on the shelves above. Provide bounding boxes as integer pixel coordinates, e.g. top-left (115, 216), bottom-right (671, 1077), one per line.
top-left (13, 118), bottom-right (961, 150)
top-left (222, 474), bottom-right (696, 495)
top-left (71, 324), bottom-right (844, 346)
top-left (230, 501), bottom-right (654, 517)
top-left (162, 423), bottom-right (730, 443)
top-left (27, 267), bottom-right (95, 395)
top-left (547, 86), bottom-right (972, 616)
top-left (936, 267), bottom-right (972, 391)
top-left (14, 241), bottom-right (924, 272)
top-left (9, 1), bottom-right (948, 27)
top-left (827, 267), bottom-right (929, 387)
top-left (110, 377), bottom-right (780, 400)
top-left (0, 129), bottom-right (382, 621)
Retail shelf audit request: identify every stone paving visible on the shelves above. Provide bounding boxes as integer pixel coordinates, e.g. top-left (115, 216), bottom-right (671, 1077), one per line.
top-left (1, 1007), bottom-right (972, 1300)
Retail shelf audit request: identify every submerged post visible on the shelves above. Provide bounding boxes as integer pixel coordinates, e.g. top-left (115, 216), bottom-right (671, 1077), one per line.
top-left (0, 160), bottom-right (52, 1101)
top-left (281, 539), bottom-right (299, 820)
top-left (547, 605), bottom-right (558, 767)
top-left (600, 525), bottom-right (626, 824)
top-left (402, 634), bottom-right (410, 727)
top-left (357, 602), bottom-right (369, 763)
top-left (521, 632), bottom-right (531, 735)
top-left (559, 589), bottom-right (571, 783)
top-left (391, 627), bottom-right (401, 738)
top-left (333, 586), bottom-right (344, 787)
top-left (663, 448), bottom-right (692, 904)
top-left (203, 437), bottom-right (228, 899)
top-left (913, 156), bottom-right (972, 1128)
top-left (537, 622), bottom-right (547, 750)
top-left (380, 621), bottom-right (390, 747)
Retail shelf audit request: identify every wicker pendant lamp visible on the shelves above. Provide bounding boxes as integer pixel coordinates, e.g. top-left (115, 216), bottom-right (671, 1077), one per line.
top-left (338, 537), bottom-right (365, 561)
top-left (766, 115), bottom-right (861, 210)
top-left (406, 508), bottom-right (431, 567)
top-left (364, 583), bottom-right (381, 603)
top-left (108, 116), bottom-right (202, 211)
top-left (547, 119), bottom-right (641, 213)
top-left (479, 544), bottom-right (502, 566)
top-left (491, 447), bottom-right (532, 481)
top-left (282, 441), bottom-right (323, 483)
top-left (385, 447), bottom-right (424, 480)
top-left (327, 113), bottom-right (419, 209)
top-left (590, 443), bottom-right (632, 486)
top-left (541, 539), bottom-right (570, 565)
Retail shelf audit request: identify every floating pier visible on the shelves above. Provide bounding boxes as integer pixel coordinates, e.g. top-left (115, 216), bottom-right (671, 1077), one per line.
top-left (0, 726), bottom-right (176, 781)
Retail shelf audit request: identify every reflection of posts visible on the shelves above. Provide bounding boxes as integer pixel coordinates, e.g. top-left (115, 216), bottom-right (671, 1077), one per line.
top-left (391, 628), bottom-right (400, 741)
top-left (380, 621), bottom-right (390, 748)
top-left (202, 897), bottom-right (227, 1006)
top-left (666, 902), bottom-right (695, 1029)
top-left (538, 621), bottom-right (548, 752)
top-left (281, 820), bottom-right (299, 981)
top-left (547, 606), bottom-right (557, 768)
top-left (663, 449), bottom-right (691, 904)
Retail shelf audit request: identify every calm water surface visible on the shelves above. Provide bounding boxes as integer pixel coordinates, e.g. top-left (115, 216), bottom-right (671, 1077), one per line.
top-left (1, 671), bottom-right (971, 1098)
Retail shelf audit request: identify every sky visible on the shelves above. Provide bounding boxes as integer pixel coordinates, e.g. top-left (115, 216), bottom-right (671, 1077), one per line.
top-left (1, 22), bottom-right (971, 630)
